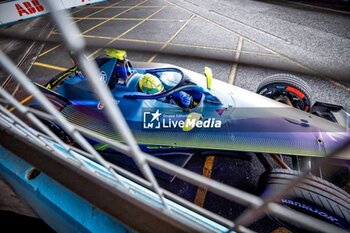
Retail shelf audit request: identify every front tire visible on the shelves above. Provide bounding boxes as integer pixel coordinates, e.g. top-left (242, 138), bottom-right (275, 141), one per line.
top-left (258, 169), bottom-right (350, 232)
top-left (42, 120), bottom-right (73, 144)
top-left (257, 74), bottom-right (313, 111)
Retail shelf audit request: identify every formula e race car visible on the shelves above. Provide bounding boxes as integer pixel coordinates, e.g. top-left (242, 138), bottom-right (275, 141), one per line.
top-left (33, 49), bottom-right (350, 232)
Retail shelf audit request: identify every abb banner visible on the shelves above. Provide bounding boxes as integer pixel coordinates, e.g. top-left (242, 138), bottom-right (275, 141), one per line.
top-left (0, 0), bottom-right (106, 25)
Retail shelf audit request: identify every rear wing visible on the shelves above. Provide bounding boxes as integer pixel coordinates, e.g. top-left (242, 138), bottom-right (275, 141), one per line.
top-left (45, 66), bottom-right (78, 90)
top-left (45, 57), bottom-right (120, 91)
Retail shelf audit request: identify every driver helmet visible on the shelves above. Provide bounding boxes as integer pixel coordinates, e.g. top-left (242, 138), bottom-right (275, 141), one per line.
top-left (139, 73), bottom-right (164, 94)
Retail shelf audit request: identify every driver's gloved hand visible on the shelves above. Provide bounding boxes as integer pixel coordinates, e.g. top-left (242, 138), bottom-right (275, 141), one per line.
top-left (172, 91), bottom-right (192, 107)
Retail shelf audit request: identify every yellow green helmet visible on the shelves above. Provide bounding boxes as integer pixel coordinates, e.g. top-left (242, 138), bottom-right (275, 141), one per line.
top-left (139, 74), bottom-right (164, 94)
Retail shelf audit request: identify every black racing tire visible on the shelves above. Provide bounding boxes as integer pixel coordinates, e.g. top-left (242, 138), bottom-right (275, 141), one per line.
top-left (258, 169), bottom-right (350, 232)
top-left (256, 74), bottom-right (313, 111)
top-left (42, 120), bottom-right (73, 144)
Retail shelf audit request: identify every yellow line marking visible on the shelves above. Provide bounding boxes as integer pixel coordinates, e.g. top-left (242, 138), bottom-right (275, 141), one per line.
top-left (38, 0), bottom-right (126, 57)
top-left (81, 0), bottom-right (149, 35)
top-left (89, 5), bottom-right (166, 8)
top-left (36, 0), bottom-right (350, 93)
top-left (113, 5), bottom-right (168, 37)
top-left (193, 156), bottom-right (215, 207)
top-left (33, 62), bottom-right (67, 71)
top-left (73, 33), bottom-right (114, 40)
top-left (160, 14), bottom-right (195, 50)
top-left (277, 55), bottom-right (315, 74)
top-left (165, 0), bottom-right (278, 55)
top-left (234, 37), bottom-right (243, 61)
top-left (149, 40), bottom-right (277, 58)
top-left (164, 0), bottom-right (318, 68)
top-left (38, 44), bottom-right (61, 57)
top-left (116, 37), bottom-right (163, 44)
top-left (118, 18), bottom-right (185, 22)
top-left (147, 55), bottom-right (157, 63)
top-left (228, 36), bottom-right (243, 85)
top-left (61, 33), bottom-right (275, 57)
top-left (9, 95), bottom-right (33, 112)
top-left (168, 42), bottom-right (277, 57)
top-left (165, 0), bottom-right (350, 93)
top-left (169, 42), bottom-right (234, 52)
top-left (88, 4), bottom-right (167, 58)
top-left (72, 17), bottom-right (186, 22)
top-left (75, 0), bottom-right (126, 23)
top-left (148, 14), bottom-right (195, 62)
top-left (44, 27), bottom-right (286, 61)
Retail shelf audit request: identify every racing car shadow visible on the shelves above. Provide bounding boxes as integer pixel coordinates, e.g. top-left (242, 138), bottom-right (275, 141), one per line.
top-left (102, 150), bottom-right (282, 232)
top-left (160, 152), bottom-right (281, 232)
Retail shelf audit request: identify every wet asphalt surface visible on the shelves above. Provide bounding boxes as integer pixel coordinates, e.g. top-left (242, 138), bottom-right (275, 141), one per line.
top-left (0, 0), bottom-right (349, 232)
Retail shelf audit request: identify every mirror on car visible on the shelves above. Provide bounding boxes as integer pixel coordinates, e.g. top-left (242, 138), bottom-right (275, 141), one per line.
top-left (204, 67), bottom-right (212, 89)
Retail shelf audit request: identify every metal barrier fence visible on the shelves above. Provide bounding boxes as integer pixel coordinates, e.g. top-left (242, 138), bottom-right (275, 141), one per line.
top-left (0, 1), bottom-right (349, 232)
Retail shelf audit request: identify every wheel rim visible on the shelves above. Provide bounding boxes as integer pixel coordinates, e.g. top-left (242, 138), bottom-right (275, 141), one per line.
top-left (258, 83), bottom-right (312, 111)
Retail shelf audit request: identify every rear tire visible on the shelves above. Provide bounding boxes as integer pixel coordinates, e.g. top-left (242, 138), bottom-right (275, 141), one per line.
top-left (258, 169), bottom-right (350, 232)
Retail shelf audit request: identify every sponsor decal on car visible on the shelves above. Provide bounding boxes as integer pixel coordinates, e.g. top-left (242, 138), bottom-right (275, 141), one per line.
top-left (281, 199), bottom-right (339, 223)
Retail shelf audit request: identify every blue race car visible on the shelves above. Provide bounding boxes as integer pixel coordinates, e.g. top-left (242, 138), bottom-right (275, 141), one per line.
top-left (39, 49), bottom-right (349, 158)
top-left (33, 49), bottom-right (350, 232)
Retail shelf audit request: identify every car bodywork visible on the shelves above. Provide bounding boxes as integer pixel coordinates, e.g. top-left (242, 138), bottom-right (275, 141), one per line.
top-left (34, 53), bottom-right (350, 162)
